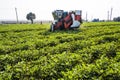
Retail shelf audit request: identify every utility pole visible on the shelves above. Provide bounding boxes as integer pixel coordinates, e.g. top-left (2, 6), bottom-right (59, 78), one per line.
top-left (91, 16), bottom-right (93, 21)
top-left (86, 12), bottom-right (88, 22)
top-left (15, 7), bottom-right (19, 23)
top-left (107, 11), bottom-right (109, 21)
top-left (110, 7), bottom-right (113, 21)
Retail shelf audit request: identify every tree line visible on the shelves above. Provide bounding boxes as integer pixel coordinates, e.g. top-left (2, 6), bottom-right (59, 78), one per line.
top-left (113, 17), bottom-right (120, 22)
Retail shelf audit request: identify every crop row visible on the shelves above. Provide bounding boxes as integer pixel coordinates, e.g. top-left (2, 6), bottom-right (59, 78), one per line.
top-left (0, 22), bottom-right (120, 79)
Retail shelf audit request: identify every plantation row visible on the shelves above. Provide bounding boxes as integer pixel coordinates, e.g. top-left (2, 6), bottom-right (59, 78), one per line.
top-left (0, 22), bottom-right (120, 79)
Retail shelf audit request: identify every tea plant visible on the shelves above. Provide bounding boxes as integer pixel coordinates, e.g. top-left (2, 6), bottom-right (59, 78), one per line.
top-left (0, 22), bottom-right (120, 79)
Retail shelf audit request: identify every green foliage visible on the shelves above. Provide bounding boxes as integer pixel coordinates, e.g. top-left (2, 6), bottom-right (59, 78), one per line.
top-left (0, 22), bottom-right (120, 79)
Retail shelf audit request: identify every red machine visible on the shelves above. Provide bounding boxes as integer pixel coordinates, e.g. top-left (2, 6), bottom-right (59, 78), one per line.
top-left (50, 10), bottom-right (82, 31)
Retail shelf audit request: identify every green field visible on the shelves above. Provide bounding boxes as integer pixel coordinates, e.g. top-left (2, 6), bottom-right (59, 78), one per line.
top-left (0, 22), bottom-right (120, 80)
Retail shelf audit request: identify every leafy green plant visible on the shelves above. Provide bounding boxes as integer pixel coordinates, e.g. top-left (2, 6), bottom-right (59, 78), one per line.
top-left (0, 22), bottom-right (120, 79)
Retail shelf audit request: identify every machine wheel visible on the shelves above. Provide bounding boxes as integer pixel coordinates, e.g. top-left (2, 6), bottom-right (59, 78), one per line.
top-left (50, 24), bottom-right (54, 32)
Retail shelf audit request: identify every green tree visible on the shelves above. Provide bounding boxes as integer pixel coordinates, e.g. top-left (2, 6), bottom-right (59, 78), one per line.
top-left (26, 12), bottom-right (36, 24)
top-left (113, 17), bottom-right (120, 22)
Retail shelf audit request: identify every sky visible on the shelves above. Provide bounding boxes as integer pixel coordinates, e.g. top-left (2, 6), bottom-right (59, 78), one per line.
top-left (0, 0), bottom-right (120, 21)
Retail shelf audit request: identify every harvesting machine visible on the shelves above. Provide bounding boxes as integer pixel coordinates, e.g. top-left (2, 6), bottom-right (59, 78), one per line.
top-left (50, 10), bottom-right (82, 31)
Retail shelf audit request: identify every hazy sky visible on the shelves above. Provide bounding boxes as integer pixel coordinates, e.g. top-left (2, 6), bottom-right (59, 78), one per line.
top-left (0, 0), bottom-right (120, 21)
